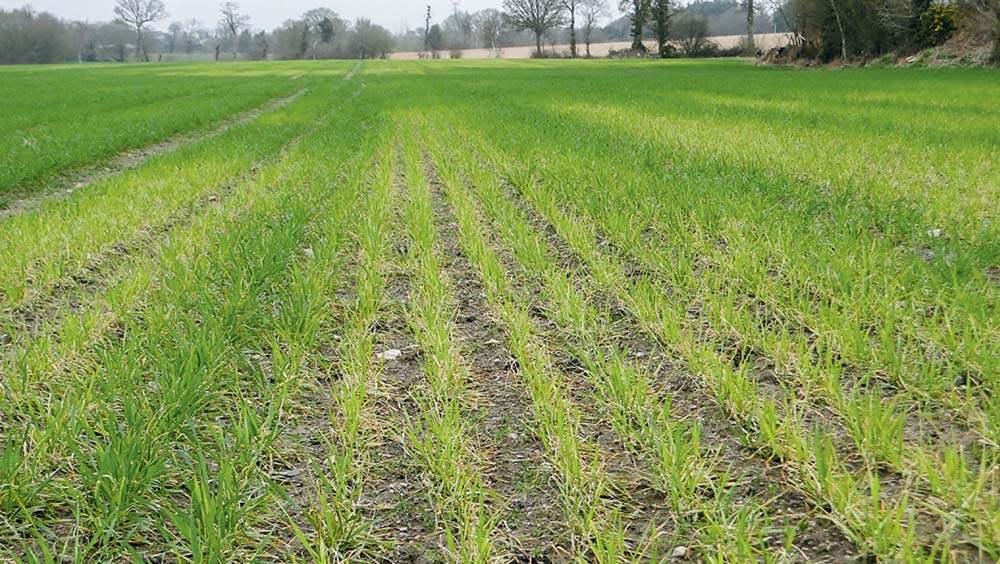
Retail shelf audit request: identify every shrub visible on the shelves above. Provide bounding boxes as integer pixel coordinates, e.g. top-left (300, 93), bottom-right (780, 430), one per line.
top-left (919, 4), bottom-right (961, 47)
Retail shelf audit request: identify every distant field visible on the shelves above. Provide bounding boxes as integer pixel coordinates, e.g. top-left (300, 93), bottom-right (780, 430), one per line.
top-left (1, 59), bottom-right (999, 563)
top-left (390, 32), bottom-right (793, 59)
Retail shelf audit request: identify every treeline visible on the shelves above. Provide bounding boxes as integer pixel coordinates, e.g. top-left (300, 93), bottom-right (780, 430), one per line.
top-left (0, 3), bottom-right (394, 64)
top-left (2, 0), bottom-right (997, 64)
top-left (784, 0), bottom-right (1000, 61)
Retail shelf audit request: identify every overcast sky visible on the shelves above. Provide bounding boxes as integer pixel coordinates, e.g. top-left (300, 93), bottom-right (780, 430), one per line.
top-left (2, 0), bottom-right (619, 34)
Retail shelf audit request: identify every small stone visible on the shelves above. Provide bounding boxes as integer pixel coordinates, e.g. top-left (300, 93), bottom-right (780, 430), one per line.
top-left (377, 348), bottom-right (402, 360)
top-left (274, 469), bottom-right (302, 479)
top-left (672, 546), bottom-right (687, 559)
top-left (927, 228), bottom-right (942, 238)
top-left (302, 247), bottom-right (315, 259)
top-left (207, 194), bottom-right (219, 202)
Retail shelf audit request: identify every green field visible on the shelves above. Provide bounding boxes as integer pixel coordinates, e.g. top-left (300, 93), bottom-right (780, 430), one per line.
top-left (1, 59), bottom-right (998, 563)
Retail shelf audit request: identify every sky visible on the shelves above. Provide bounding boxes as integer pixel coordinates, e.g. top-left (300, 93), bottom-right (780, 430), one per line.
top-left (1, 0), bottom-right (619, 34)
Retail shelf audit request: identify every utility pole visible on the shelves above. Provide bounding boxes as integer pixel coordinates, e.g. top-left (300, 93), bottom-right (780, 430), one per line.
top-left (424, 5), bottom-right (431, 51)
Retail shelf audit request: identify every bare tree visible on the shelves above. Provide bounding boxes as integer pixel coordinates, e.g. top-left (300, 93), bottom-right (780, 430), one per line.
top-left (503, 0), bottom-right (566, 56)
top-left (746, 0), bottom-right (755, 52)
top-left (675, 13), bottom-right (709, 56)
top-left (580, 0), bottom-right (609, 56)
top-left (113, 0), bottom-right (167, 61)
top-left (560, 0), bottom-right (582, 56)
top-left (183, 19), bottom-right (204, 56)
top-left (475, 9), bottom-right (506, 55)
top-left (219, 2), bottom-right (249, 60)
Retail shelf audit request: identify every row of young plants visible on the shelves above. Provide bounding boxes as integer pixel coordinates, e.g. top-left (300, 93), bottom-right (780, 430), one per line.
top-left (422, 119), bottom-right (662, 563)
top-left (497, 124), bottom-right (1000, 555)
top-left (407, 97), bottom-right (976, 560)
top-left (401, 66), bottom-right (999, 559)
top-left (0, 80), bottom-right (338, 314)
top-left (0, 71), bottom-right (383, 562)
top-left (473, 133), bottom-right (997, 561)
top-left (420, 119), bottom-right (788, 562)
top-left (0, 62), bottom-right (316, 196)
top-left (285, 122), bottom-right (396, 563)
top-left (396, 130), bottom-right (500, 561)
top-left (417, 63), bottom-right (998, 439)
top-left (563, 99), bottom-right (1000, 433)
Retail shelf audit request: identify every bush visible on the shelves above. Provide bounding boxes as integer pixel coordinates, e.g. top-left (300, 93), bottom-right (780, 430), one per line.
top-left (919, 4), bottom-right (961, 47)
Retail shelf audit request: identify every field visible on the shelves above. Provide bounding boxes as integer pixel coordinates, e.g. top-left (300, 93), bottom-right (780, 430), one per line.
top-left (0, 59), bottom-right (998, 563)
top-left (388, 33), bottom-right (792, 59)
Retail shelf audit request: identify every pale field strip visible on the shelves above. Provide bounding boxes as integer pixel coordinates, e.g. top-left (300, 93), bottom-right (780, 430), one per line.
top-left (390, 32), bottom-right (793, 60)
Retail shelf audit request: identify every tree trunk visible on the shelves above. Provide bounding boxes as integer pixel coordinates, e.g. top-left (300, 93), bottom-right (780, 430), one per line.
top-left (630, 0), bottom-right (646, 51)
top-left (569, 8), bottom-right (577, 57)
top-left (829, 0), bottom-right (848, 60)
top-left (135, 27), bottom-right (143, 62)
top-left (535, 31), bottom-right (543, 57)
top-left (746, 0), bottom-right (755, 52)
top-left (993, 1), bottom-right (1000, 64)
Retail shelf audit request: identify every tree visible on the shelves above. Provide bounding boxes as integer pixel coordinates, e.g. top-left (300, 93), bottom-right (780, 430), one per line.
top-left (981, 0), bottom-right (1000, 64)
top-left (994, 0), bottom-right (1000, 64)
top-left (442, 10), bottom-right (475, 50)
top-left (351, 18), bottom-right (394, 58)
top-left (474, 9), bottom-right (506, 54)
top-left (183, 19), bottom-right (204, 55)
top-left (649, 0), bottom-right (671, 57)
top-left (302, 8), bottom-right (343, 43)
top-left (272, 19), bottom-right (310, 59)
top-left (746, 0), bottom-right (755, 51)
top-left (828, 0), bottom-right (848, 60)
top-left (166, 21), bottom-right (182, 53)
top-left (249, 30), bottom-right (269, 59)
top-left (219, 2), bottom-right (249, 59)
top-left (675, 13), bottom-right (709, 55)
top-left (0, 7), bottom-right (75, 64)
top-left (502, 0), bottom-right (566, 56)
top-left (560, 0), bottom-right (582, 56)
top-left (113, 0), bottom-right (167, 62)
top-left (427, 23), bottom-right (444, 55)
top-left (580, 0), bottom-right (610, 56)
top-left (619, 0), bottom-right (650, 51)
